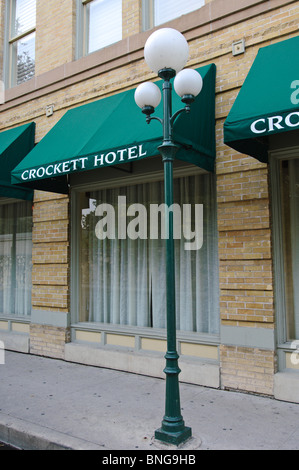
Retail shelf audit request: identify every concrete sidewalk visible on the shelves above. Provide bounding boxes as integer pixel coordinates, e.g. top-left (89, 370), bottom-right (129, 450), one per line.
top-left (0, 350), bottom-right (299, 450)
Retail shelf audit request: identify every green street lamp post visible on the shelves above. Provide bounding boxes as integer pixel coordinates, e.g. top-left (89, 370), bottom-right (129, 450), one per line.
top-left (135, 28), bottom-right (203, 446)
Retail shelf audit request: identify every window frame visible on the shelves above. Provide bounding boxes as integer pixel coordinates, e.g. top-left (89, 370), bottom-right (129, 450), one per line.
top-left (70, 161), bottom-right (220, 345)
top-left (270, 146), bottom-right (299, 369)
top-left (76, 0), bottom-right (123, 59)
top-left (0, 197), bottom-right (33, 318)
top-left (4, 0), bottom-right (36, 88)
top-left (142, 0), bottom-right (204, 31)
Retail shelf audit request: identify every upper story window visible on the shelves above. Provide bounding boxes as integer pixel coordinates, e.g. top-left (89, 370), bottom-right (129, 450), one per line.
top-left (7, 0), bottom-right (36, 87)
top-left (143, 0), bottom-right (204, 30)
top-left (79, 0), bottom-right (122, 56)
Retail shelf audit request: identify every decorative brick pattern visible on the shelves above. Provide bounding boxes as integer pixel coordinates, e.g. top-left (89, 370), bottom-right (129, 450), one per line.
top-left (218, 229), bottom-right (271, 261)
top-left (35, 0), bottom-right (76, 76)
top-left (122, 0), bottom-right (142, 38)
top-left (220, 289), bottom-right (274, 325)
top-left (30, 324), bottom-right (71, 359)
top-left (220, 346), bottom-right (276, 396)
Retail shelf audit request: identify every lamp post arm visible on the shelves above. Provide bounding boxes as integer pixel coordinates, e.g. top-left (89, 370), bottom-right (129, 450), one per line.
top-left (145, 104), bottom-right (191, 128)
top-left (170, 93), bottom-right (195, 126)
top-left (146, 115), bottom-right (163, 125)
top-left (170, 105), bottom-right (189, 127)
top-left (146, 103), bottom-right (191, 136)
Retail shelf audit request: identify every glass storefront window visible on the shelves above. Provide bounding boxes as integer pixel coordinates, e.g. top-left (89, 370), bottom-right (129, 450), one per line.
top-left (0, 199), bottom-right (32, 316)
top-left (77, 173), bottom-right (219, 334)
top-left (280, 158), bottom-right (299, 340)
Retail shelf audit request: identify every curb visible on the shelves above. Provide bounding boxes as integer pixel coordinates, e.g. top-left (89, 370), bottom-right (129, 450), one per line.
top-left (0, 414), bottom-right (105, 450)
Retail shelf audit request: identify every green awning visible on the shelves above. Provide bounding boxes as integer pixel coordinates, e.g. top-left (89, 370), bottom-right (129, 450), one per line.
top-left (224, 36), bottom-right (299, 162)
top-left (11, 64), bottom-right (216, 194)
top-left (0, 123), bottom-right (35, 200)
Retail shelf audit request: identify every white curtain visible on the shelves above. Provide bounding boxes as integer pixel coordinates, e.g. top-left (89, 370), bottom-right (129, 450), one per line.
top-left (289, 160), bottom-right (299, 338)
top-left (80, 173), bottom-right (219, 334)
top-left (0, 200), bottom-right (32, 316)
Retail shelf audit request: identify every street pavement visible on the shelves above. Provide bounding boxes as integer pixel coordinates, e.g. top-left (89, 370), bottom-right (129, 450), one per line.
top-left (1, 350), bottom-right (299, 451)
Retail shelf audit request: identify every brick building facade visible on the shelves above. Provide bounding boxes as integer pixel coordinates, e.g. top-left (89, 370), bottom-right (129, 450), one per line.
top-left (0, 0), bottom-right (299, 403)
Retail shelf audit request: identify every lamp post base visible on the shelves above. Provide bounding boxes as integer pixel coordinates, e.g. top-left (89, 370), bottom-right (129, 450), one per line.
top-left (155, 425), bottom-right (192, 446)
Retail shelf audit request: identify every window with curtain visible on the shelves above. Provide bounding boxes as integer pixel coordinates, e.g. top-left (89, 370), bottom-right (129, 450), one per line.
top-left (78, 173), bottom-right (219, 334)
top-left (81, 0), bottom-right (122, 55)
top-left (280, 158), bottom-right (299, 340)
top-left (8, 0), bottom-right (36, 87)
top-left (143, 0), bottom-right (204, 30)
top-left (0, 199), bottom-right (32, 316)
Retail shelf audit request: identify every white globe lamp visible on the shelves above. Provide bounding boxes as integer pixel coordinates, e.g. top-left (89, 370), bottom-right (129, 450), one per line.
top-left (174, 68), bottom-right (203, 98)
top-left (134, 82), bottom-right (161, 109)
top-left (144, 28), bottom-right (189, 75)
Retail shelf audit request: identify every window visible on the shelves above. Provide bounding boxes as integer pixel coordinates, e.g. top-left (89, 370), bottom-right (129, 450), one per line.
top-left (0, 199), bottom-right (32, 316)
top-left (7, 0), bottom-right (36, 87)
top-left (79, 0), bottom-right (122, 56)
top-left (279, 158), bottom-right (299, 340)
top-left (76, 173), bottom-right (219, 334)
top-left (143, 0), bottom-right (204, 30)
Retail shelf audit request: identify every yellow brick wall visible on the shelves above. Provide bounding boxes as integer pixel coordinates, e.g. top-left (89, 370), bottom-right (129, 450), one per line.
top-left (35, 0), bottom-right (142, 75)
top-left (122, 0), bottom-right (142, 38)
top-left (35, 0), bottom-right (76, 76)
top-left (211, 1), bottom-right (298, 394)
top-left (30, 324), bottom-right (71, 359)
top-left (30, 191), bottom-right (70, 357)
top-left (220, 346), bottom-right (276, 395)
top-left (220, 290), bottom-right (274, 325)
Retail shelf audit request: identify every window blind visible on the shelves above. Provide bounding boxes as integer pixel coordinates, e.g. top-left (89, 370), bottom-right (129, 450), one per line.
top-left (87, 0), bottom-right (122, 53)
top-left (11, 0), bottom-right (36, 37)
top-left (154, 0), bottom-right (204, 26)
